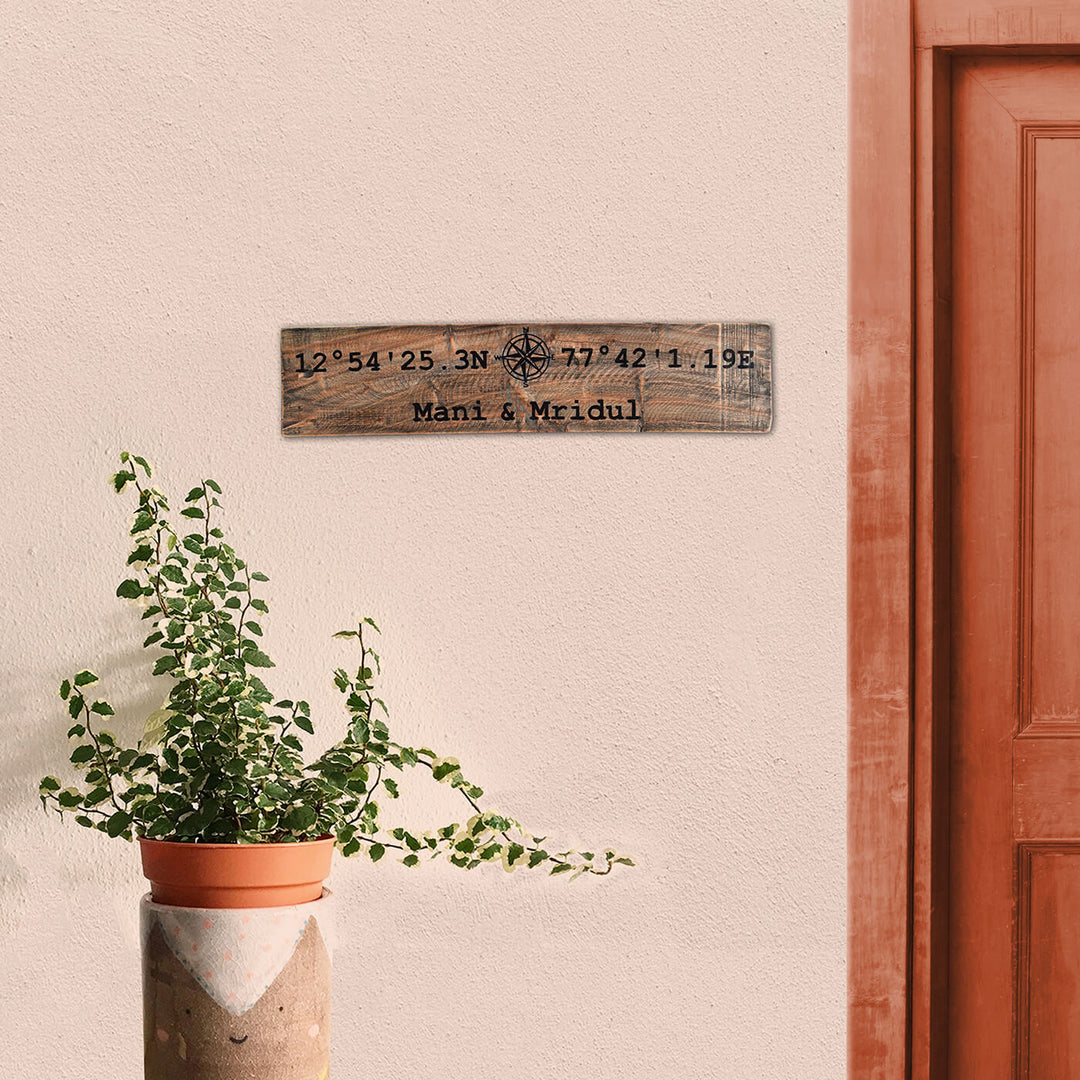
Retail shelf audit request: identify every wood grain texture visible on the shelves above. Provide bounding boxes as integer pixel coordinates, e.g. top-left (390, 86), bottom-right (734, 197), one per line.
top-left (910, 45), bottom-right (954, 1080)
top-left (281, 323), bottom-right (771, 436)
top-left (1016, 844), bottom-right (1080, 1080)
top-left (947, 57), bottom-right (1022, 1080)
top-left (950, 56), bottom-right (1080, 1080)
top-left (854, 4), bottom-right (1080, 1079)
top-left (848, 0), bottom-right (915, 1076)
top-left (1025, 129), bottom-right (1080, 733)
top-left (1014, 744), bottom-right (1080, 839)
top-left (916, 0), bottom-right (1080, 45)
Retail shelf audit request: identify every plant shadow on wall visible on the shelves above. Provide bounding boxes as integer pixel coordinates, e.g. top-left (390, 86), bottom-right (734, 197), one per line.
top-left (0, 607), bottom-right (150, 906)
top-left (38, 453), bottom-right (635, 879)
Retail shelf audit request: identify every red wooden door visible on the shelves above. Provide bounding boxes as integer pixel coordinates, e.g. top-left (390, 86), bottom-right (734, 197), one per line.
top-left (952, 56), bottom-right (1080, 1079)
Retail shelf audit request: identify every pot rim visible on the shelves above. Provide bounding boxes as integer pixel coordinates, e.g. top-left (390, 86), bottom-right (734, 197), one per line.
top-left (138, 834), bottom-right (334, 849)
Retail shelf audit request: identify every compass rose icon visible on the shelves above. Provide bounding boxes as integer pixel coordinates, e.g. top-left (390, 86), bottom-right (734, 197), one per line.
top-left (497, 327), bottom-right (552, 386)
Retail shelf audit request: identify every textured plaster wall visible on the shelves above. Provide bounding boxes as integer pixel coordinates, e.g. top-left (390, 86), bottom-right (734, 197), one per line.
top-left (0, 2), bottom-right (846, 1077)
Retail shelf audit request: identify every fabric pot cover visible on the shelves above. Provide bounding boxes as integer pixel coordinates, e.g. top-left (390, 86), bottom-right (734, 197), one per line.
top-left (141, 889), bottom-right (332, 1080)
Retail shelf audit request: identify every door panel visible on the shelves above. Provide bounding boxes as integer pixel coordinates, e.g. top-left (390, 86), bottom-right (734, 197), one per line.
top-left (951, 57), bottom-right (1080, 1080)
top-left (1019, 845), bottom-right (1080, 1080)
top-left (1030, 134), bottom-right (1080, 729)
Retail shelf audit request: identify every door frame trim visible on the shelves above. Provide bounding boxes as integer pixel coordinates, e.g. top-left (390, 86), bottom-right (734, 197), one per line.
top-left (848, 2), bottom-right (920, 1074)
top-left (849, 4), bottom-right (1080, 1077)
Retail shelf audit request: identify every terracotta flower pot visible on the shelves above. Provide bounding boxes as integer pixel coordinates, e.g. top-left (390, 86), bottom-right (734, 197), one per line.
top-left (139, 836), bottom-right (335, 909)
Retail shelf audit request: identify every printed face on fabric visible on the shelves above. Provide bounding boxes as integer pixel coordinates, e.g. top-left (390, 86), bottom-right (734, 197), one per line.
top-left (143, 917), bottom-right (331, 1080)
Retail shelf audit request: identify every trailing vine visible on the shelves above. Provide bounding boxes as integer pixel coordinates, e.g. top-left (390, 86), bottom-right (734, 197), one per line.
top-left (39, 454), bottom-right (633, 879)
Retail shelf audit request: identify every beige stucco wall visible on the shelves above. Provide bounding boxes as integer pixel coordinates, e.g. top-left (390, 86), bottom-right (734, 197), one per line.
top-left (0, 2), bottom-right (845, 1076)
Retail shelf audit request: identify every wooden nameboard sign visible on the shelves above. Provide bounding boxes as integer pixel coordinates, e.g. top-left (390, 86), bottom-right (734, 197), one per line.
top-left (281, 323), bottom-right (772, 436)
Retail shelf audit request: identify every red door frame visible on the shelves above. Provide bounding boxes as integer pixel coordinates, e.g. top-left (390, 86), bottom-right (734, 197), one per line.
top-left (848, 3), bottom-right (1080, 1077)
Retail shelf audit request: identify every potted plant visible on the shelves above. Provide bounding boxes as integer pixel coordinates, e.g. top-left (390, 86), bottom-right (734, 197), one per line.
top-left (39, 453), bottom-right (631, 1079)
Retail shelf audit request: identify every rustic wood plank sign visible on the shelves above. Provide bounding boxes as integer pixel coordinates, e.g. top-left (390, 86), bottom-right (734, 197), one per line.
top-left (281, 323), bottom-right (771, 436)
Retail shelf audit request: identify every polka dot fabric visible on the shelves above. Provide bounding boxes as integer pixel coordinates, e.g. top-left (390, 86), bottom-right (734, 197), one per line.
top-left (140, 890), bottom-right (333, 1016)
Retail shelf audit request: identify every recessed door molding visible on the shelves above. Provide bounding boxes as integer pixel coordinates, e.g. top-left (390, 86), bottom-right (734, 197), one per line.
top-left (849, 3), bottom-right (1080, 1077)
